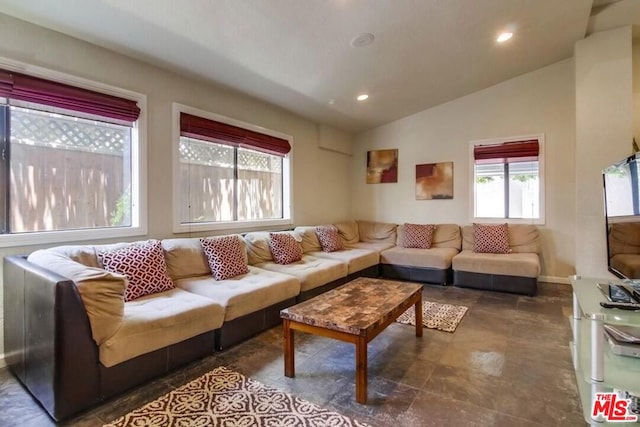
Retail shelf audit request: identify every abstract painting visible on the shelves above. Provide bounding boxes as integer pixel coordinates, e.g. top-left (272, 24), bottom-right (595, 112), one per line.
top-left (416, 161), bottom-right (453, 199)
top-left (366, 149), bottom-right (398, 184)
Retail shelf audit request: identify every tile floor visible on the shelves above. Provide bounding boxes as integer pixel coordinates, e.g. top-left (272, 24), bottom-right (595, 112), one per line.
top-left (0, 282), bottom-right (585, 426)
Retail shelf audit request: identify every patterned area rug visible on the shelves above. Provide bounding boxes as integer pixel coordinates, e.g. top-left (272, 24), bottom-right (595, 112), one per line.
top-left (396, 301), bottom-right (468, 332)
top-left (103, 366), bottom-right (369, 427)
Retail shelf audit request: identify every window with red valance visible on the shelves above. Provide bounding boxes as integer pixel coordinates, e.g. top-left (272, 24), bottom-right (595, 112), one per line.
top-left (180, 112), bottom-right (290, 156)
top-left (473, 139), bottom-right (539, 164)
top-left (0, 66), bottom-right (145, 244)
top-left (472, 136), bottom-right (544, 222)
top-left (175, 106), bottom-right (292, 232)
top-left (0, 68), bottom-right (140, 123)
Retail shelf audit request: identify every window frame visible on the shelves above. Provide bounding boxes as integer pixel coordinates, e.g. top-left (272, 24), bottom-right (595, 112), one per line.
top-left (0, 57), bottom-right (147, 248)
top-left (469, 133), bottom-right (545, 225)
top-left (171, 103), bottom-right (293, 234)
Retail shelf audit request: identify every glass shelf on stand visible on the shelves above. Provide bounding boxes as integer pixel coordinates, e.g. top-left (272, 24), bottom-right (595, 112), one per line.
top-left (570, 276), bottom-right (640, 426)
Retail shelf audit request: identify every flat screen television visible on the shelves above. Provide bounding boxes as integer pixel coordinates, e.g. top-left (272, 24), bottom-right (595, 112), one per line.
top-left (603, 153), bottom-right (640, 281)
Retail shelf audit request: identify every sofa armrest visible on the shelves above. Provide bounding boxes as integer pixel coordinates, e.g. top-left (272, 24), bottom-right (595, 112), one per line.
top-left (4, 255), bottom-right (100, 421)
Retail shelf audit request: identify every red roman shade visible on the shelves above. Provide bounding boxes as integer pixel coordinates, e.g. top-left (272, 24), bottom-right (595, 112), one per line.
top-left (180, 112), bottom-right (291, 156)
top-left (0, 69), bottom-right (140, 123)
top-left (474, 139), bottom-right (539, 164)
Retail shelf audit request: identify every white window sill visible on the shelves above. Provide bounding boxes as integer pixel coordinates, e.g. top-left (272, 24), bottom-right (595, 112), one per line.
top-left (0, 225), bottom-right (148, 248)
top-left (173, 218), bottom-right (294, 235)
top-left (471, 217), bottom-right (545, 226)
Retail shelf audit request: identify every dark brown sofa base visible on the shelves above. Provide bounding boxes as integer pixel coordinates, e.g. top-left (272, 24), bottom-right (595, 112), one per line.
top-left (215, 297), bottom-right (297, 350)
top-left (380, 264), bottom-right (450, 285)
top-left (295, 265), bottom-right (381, 303)
top-left (100, 330), bottom-right (216, 398)
top-left (346, 264), bottom-right (379, 282)
top-left (296, 278), bottom-right (346, 303)
top-left (217, 265), bottom-right (382, 350)
top-left (453, 270), bottom-right (537, 296)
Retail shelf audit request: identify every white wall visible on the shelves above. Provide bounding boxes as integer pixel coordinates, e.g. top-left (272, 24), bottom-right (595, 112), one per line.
top-left (352, 59), bottom-right (576, 280)
top-left (0, 13), bottom-right (353, 360)
top-left (575, 26), bottom-right (633, 278)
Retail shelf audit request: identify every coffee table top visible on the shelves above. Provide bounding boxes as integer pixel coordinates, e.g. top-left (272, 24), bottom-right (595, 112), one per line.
top-left (280, 277), bottom-right (423, 336)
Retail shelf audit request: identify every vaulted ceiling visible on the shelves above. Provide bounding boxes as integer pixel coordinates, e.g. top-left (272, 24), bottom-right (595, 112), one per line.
top-left (0, 0), bottom-right (630, 132)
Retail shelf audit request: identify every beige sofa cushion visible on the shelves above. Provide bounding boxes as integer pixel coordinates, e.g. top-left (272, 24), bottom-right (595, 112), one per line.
top-left (99, 288), bottom-right (223, 367)
top-left (244, 231), bottom-right (303, 265)
top-left (381, 247), bottom-right (459, 270)
top-left (161, 238), bottom-right (211, 280)
top-left (46, 245), bottom-right (101, 268)
top-left (294, 226), bottom-right (323, 253)
top-left (357, 220), bottom-right (398, 243)
top-left (335, 221), bottom-right (360, 245)
top-left (255, 255), bottom-right (347, 293)
top-left (396, 224), bottom-right (461, 249)
top-left (27, 249), bottom-right (126, 345)
top-left (46, 243), bottom-right (135, 267)
top-left (307, 248), bottom-right (379, 274)
top-left (609, 222), bottom-right (640, 256)
top-left (348, 241), bottom-right (396, 253)
top-left (175, 266), bottom-right (300, 321)
top-left (432, 224), bottom-right (462, 249)
top-left (452, 250), bottom-right (540, 278)
top-left (243, 232), bottom-right (275, 265)
top-left (461, 224), bottom-right (540, 254)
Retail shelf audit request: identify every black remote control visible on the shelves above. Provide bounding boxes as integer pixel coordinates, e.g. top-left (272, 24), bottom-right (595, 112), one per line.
top-left (600, 301), bottom-right (640, 310)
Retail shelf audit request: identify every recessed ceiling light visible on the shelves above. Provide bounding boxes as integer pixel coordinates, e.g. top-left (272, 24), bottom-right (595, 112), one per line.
top-left (357, 94), bottom-right (369, 101)
top-left (350, 33), bottom-right (375, 48)
top-left (497, 32), bottom-right (513, 43)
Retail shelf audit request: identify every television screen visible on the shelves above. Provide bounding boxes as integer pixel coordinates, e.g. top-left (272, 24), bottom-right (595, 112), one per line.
top-left (603, 153), bottom-right (640, 280)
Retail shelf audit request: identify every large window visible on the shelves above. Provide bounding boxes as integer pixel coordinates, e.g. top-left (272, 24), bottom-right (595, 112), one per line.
top-left (471, 135), bottom-right (544, 223)
top-left (173, 104), bottom-right (292, 232)
top-left (0, 65), bottom-right (145, 246)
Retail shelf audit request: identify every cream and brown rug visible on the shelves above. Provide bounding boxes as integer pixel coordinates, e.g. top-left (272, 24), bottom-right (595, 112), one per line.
top-left (104, 366), bottom-right (369, 427)
top-left (396, 301), bottom-right (468, 332)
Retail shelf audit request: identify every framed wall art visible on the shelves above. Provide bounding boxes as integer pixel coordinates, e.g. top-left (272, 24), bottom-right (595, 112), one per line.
top-left (416, 161), bottom-right (453, 199)
top-left (366, 149), bottom-right (398, 184)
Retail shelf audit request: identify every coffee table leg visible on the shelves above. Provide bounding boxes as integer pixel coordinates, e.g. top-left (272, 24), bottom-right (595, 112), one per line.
top-left (415, 294), bottom-right (423, 337)
top-left (355, 336), bottom-right (367, 404)
top-left (284, 319), bottom-right (295, 377)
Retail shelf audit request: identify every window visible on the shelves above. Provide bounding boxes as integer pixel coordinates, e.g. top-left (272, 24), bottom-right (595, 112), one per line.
top-left (0, 65), bottom-right (146, 247)
top-left (173, 104), bottom-right (292, 233)
top-left (470, 135), bottom-right (544, 223)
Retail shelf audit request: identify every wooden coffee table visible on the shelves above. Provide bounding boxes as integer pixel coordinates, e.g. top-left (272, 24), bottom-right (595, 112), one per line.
top-left (280, 277), bottom-right (423, 404)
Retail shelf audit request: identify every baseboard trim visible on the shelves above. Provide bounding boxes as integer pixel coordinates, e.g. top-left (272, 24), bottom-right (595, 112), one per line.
top-left (0, 353), bottom-right (6, 368)
top-left (538, 275), bottom-right (570, 285)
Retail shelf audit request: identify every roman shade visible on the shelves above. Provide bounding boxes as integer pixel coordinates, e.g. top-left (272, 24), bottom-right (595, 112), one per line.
top-left (180, 112), bottom-right (291, 156)
top-left (0, 69), bottom-right (140, 123)
top-left (474, 139), bottom-right (539, 164)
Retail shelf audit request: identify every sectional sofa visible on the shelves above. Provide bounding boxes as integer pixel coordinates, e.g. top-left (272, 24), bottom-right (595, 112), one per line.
top-left (3, 220), bottom-right (540, 421)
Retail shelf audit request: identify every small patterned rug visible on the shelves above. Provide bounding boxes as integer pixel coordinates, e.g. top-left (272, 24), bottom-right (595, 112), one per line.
top-left (103, 366), bottom-right (369, 427)
top-left (396, 301), bottom-right (468, 332)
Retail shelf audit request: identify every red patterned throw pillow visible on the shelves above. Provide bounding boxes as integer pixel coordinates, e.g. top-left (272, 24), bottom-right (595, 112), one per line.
top-left (403, 223), bottom-right (436, 249)
top-left (315, 225), bottom-right (343, 252)
top-left (473, 223), bottom-right (511, 254)
top-left (268, 232), bottom-right (303, 264)
top-left (98, 240), bottom-right (175, 301)
top-left (200, 235), bottom-right (249, 280)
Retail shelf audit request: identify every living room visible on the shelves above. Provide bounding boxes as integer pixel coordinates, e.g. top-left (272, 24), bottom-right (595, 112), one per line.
top-left (0, 1), bottom-right (639, 426)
